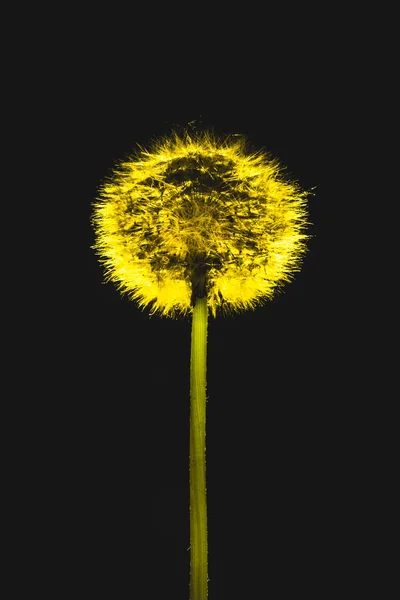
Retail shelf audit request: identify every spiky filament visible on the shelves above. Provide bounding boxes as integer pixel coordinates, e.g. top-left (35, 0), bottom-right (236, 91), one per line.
top-left (189, 296), bottom-right (208, 600)
top-left (92, 130), bottom-right (310, 317)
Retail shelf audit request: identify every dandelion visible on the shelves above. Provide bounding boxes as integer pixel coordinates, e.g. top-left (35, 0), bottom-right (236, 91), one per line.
top-left (92, 129), bottom-right (311, 599)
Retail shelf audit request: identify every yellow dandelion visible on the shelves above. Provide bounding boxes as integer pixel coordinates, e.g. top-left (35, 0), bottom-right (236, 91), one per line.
top-left (91, 128), bottom-right (312, 600)
top-left (92, 130), bottom-right (310, 318)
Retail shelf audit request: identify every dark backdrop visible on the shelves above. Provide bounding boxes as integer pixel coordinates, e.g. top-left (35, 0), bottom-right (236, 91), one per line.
top-left (38, 6), bottom-right (379, 598)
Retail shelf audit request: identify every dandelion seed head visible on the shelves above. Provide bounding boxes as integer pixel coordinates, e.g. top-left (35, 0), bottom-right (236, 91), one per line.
top-left (92, 130), bottom-right (311, 317)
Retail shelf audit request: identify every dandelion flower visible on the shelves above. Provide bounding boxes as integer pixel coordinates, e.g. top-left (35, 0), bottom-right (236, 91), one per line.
top-left (92, 128), bottom-right (311, 600)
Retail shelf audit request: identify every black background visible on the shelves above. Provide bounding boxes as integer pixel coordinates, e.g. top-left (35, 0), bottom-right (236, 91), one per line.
top-left (29, 6), bottom-right (387, 599)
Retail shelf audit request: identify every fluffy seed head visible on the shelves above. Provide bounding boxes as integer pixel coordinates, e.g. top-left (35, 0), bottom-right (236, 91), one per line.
top-left (92, 130), bottom-right (310, 317)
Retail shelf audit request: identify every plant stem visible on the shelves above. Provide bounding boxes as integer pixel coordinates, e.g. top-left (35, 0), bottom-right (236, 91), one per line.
top-left (190, 295), bottom-right (208, 600)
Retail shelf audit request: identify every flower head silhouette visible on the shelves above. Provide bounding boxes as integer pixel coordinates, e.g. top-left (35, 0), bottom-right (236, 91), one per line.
top-left (92, 130), bottom-right (310, 317)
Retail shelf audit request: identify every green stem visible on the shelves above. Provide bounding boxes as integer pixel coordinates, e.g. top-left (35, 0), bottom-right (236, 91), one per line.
top-left (190, 296), bottom-right (208, 600)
